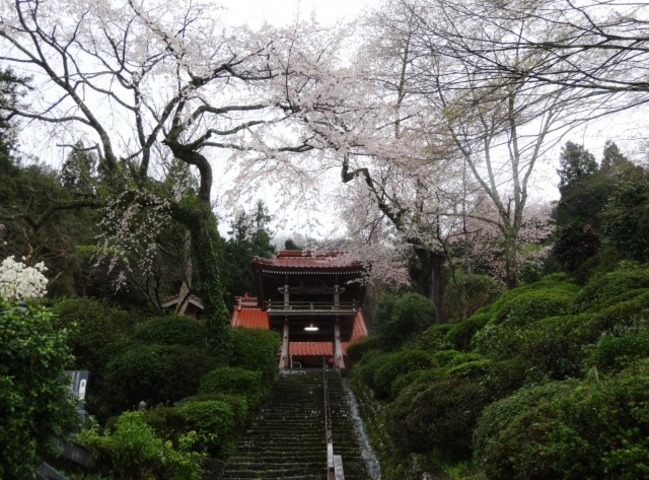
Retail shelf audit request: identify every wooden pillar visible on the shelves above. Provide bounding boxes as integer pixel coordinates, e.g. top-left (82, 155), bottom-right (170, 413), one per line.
top-left (279, 320), bottom-right (289, 369)
top-left (283, 283), bottom-right (290, 308)
top-left (334, 318), bottom-right (345, 369)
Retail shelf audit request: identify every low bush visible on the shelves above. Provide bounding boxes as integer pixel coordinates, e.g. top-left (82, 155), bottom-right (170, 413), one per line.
top-left (473, 380), bottom-right (576, 480)
top-left (587, 323), bottom-right (649, 372)
top-left (176, 399), bottom-right (236, 457)
top-left (345, 335), bottom-right (383, 365)
top-left (77, 411), bottom-right (204, 480)
top-left (481, 274), bottom-right (578, 327)
top-left (370, 349), bottom-right (437, 399)
top-left (133, 314), bottom-right (206, 349)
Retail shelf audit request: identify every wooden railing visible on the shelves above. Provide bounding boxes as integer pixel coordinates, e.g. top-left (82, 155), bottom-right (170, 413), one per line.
top-left (266, 300), bottom-right (357, 315)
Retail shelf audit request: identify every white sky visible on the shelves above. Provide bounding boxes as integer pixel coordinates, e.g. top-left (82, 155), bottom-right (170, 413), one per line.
top-left (220, 0), bottom-right (376, 27)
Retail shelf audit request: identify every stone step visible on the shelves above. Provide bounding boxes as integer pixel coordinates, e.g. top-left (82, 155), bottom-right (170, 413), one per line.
top-left (222, 369), bottom-right (375, 480)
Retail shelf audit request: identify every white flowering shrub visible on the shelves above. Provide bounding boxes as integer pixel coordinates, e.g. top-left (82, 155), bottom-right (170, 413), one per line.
top-left (0, 256), bottom-right (49, 300)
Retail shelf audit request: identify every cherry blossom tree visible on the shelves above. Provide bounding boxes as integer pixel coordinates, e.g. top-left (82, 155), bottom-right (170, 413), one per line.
top-left (0, 0), bottom-right (330, 355)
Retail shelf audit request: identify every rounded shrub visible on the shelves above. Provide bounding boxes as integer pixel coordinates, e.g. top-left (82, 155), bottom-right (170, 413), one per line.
top-left (370, 349), bottom-right (437, 399)
top-left (588, 327), bottom-right (649, 373)
top-left (230, 327), bottom-right (280, 384)
top-left (133, 314), bottom-right (206, 349)
top-left (199, 367), bottom-right (265, 408)
top-left (444, 312), bottom-right (490, 351)
top-left (176, 399), bottom-right (236, 457)
top-left (102, 344), bottom-right (217, 416)
top-left (51, 297), bottom-right (130, 372)
top-left (345, 335), bottom-right (382, 365)
top-left (76, 411), bottom-right (203, 480)
top-left (384, 377), bottom-right (492, 459)
top-left (473, 380), bottom-right (575, 480)
top-left (575, 264), bottom-right (649, 313)
top-left (483, 273), bottom-right (578, 327)
top-left (475, 365), bottom-right (649, 480)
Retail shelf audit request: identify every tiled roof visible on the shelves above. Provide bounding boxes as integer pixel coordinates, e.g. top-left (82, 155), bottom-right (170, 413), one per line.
top-left (231, 295), bottom-right (269, 329)
top-left (252, 250), bottom-right (366, 271)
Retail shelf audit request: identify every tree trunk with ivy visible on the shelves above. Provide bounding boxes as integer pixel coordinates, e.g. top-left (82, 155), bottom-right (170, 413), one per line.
top-left (175, 197), bottom-right (231, 362)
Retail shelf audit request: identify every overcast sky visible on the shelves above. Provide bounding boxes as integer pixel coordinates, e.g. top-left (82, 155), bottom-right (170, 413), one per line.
top-left (220, 0), bottom-right (377, 27)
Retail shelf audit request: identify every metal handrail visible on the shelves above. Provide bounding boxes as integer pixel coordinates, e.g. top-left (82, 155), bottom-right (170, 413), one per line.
top-left (323, 362), bottom-right (345, 480)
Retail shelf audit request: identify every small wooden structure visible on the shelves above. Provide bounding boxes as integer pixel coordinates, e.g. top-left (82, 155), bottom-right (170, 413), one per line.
top-left (231, 250), bottom-right (369, 369)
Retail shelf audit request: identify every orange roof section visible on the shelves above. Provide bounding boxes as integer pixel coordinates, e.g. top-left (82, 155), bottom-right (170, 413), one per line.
top-left (231, 294), bottom-right (368, 356)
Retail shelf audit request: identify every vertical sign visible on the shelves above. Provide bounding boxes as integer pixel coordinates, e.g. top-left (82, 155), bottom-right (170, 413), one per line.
top-left (65, 370), bottom-right (90, 410)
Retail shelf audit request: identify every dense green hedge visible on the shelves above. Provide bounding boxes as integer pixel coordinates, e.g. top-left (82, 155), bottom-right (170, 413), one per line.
top-left (133, 314), bottom-right (206, 349)
top-left (176, 399), bottom-right (236, 457)
top-left (101, 344), bottom-right (217, 416)
top-left (199, 366), bottom-right (265, 408)
top-left (384, 377), bottom-right (493, 459)
top-left (52, 297), bottom-right (131, 372)
top-left (229, 327), bottom-right (280, 384)
top-left (356, 349), bottom-right (436, 399)
top-left (474, 364), bottom-right (649, 480)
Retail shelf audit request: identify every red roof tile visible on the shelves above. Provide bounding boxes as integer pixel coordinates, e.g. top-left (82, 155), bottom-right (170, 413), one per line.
top-left (231, 297), bottom-right (269, 329)
top-left (252, 250), bottom-right (366, 271)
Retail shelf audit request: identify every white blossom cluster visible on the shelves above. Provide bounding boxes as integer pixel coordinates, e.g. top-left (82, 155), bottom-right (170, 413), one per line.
top-left (96, 191), bottom-right (172, 290)
top-left (0, 256), bottom-right (49, 300)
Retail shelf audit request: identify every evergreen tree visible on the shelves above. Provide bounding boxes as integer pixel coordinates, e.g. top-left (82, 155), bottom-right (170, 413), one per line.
top-left (557, 141), bottom-right (598, 192)
top-left (222, 201), bottom-right (276, 307)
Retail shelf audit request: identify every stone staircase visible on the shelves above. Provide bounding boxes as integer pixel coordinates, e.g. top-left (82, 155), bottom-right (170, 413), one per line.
top-left (222, 369), bottom-right (374, 480)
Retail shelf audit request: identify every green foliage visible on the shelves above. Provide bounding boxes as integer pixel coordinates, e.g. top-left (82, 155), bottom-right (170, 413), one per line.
top-left (575, 263), bottom-right (649, 312)
top-left (475, 274), bottom-right (578, 327)
top-left (199, 366), bottom-right (265, 408)
top-left (473, 380), bottom-right (577, 480)
top-left (444, 313), bottom-right (490, 351)
top-left (133, 314), bottom-right (206, 349)
top-left (76, 411), bottom-right (204, 480)
top-left (375, 292), bottom-right (437, 350)
top-left (384, 377), bottom-right (492, 459)
top-left (587, 320), bottom-right (649, 372)
top-left (0, 300), bottom-right (79, 478)
top-left (52, 297), bottom-right (131, 371)
top-left (102, 344), bottom-right (216, 416)
top-left (557, 141), bottom-right (598, 190)
top-left (176, 399), bottom-right (235, 457)
top-left (229, 327), bottom-right (280, 384)
top-left (552, 222), bottom-right (600, 272)
top-left (602, 180), bottom-right (649, 262)
top-left (222, 200), bottom-right (275, 308)
top-left (443, 272), bottom-right (503, 322)
top-left (474, 366), bottom-right (649, 480)
top-left (356, 349), bottom-right (437, 399)
top-left (345, 335), bottom-right (383, 365)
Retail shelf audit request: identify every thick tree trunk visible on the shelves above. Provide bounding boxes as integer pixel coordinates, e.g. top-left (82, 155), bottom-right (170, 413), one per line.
top-left (176, 200), bottom-right (230, 362)
top-left (412, 247), bottom-right (447, 322)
